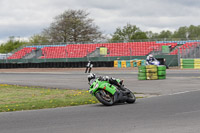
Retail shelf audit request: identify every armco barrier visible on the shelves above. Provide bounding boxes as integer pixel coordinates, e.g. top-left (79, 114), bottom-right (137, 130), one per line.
top-left (181, 59), bottom-right (200, 69)
top-left (0, 61), bottom-right (113, 69)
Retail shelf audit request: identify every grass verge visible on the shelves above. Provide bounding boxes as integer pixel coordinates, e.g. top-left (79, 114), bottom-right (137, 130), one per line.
top-left (0, 84), bottom-right (99, 112)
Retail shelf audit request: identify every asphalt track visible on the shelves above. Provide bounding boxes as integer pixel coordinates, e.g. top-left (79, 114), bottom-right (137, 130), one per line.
top-left (0, 68), bottom-right (200, 133)
top-left (0, 69), bottom-right (200, 95)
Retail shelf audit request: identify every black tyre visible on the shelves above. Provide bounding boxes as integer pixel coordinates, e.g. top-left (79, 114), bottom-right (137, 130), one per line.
top-left (122, 88), bottom-right (136, 103)
top-left (95, 90), bottom-right (114, 106)
top-left (126, 91), bottom-right (136, 103)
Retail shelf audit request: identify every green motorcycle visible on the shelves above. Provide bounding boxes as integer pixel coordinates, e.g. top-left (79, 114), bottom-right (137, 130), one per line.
top-left (88, 73), bottom-right (136, 106)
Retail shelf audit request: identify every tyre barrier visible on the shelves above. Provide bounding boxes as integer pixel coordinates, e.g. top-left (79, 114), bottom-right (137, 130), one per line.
top-left (138, 65), bottom-right (166, 80)
top-left (138, 66), bottom-right (146, 80)
top-left (181, 59), bottom-right (200, 69)
top-left (0, 61), bottom-right (114, 69)
top-left (157, 65), bottom-right (166, 79)
top-left (114, 59), bottom-right (146, 68)
top-left (146, 65), bottom-right (158, 80)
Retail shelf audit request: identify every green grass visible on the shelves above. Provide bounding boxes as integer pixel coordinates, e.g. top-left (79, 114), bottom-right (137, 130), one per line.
top-left (0, 84), bottom-right (99, 112)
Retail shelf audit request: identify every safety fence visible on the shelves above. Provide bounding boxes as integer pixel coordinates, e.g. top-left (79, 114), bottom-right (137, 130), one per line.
top-left (177, 42), bottom-right (200, 59)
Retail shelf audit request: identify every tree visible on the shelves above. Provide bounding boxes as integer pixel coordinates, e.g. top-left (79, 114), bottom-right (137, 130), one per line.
top-left (110, 24), bottom-right (148, 42)
top-left (157, 30), bottom-right (173, 39)
top-left (29, 34), bottom-right (50, 44)
top-left (146, 31), bottom-right (154, 39)
top-left (172, 26), bottom-right (188, 39)
top-left (0, 37), bottom-right (27, 53)
top-left (42, 9), bottom-right (103, 43)
top-left (172, 25), bottom-right (200, 40)
top-left (187, 25), bottom-right (200, 39)
top-left (145, 31), bottom-right (160, 40)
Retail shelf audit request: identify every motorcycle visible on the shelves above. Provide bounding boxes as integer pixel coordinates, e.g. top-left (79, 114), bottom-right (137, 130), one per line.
top-left (146, 58), bottom-right (160, 66)
top-left (87, 73), bottom-right (136, 106)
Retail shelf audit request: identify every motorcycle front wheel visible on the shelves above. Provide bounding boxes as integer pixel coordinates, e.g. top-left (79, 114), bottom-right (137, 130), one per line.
top-left (95, 90), bottom-right (114, 106)
top-left (125, 89), bottom-right (136, 104)
top-left (120, 87), bottom-right (136, 104)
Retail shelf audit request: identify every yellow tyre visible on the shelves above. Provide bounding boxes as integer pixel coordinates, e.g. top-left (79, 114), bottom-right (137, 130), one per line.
top-left (146, 69), bottom-right (157, 73)
top-left (146, 65), bottom-right (157, 69)
top-left (146, 75), bottom-right (158, 80)
top-left (146, 72), bottom-right (157, 77)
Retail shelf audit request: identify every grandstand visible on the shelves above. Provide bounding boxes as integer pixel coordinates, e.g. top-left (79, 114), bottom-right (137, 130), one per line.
top-left (5, 42), bottom-right (174, 59)
top-left (5, 40), bottom-right (200, 60)
top-left (170, 42), bottom-right (200, 55)
top-left (7, 47), bottom-right (37, 59)
top-left (1, 40), bottom-right (200, 69)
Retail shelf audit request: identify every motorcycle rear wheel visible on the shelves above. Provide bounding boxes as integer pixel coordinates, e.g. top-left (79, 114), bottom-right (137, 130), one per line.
top-left (95, 90), bottom-right (114, 106)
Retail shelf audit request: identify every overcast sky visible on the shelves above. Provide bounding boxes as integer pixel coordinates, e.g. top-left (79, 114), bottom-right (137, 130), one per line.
top-left (1, 0), bottom-right (200, 43)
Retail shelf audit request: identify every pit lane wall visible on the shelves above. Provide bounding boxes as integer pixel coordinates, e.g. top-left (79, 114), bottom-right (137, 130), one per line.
top-left (181, 59), bottom-right (200, 69)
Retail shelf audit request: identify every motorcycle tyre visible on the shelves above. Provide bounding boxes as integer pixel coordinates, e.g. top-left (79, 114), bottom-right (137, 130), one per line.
top-left (126, 91), bottom-right (136, 103)
top-left (123, 87), bottom-right (136, 103)
top-left (95, 90), bottom-right (114, 106)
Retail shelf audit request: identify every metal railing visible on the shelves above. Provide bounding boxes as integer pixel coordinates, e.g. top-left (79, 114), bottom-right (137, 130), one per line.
top-left (179, 43), bottom-right (200, 59)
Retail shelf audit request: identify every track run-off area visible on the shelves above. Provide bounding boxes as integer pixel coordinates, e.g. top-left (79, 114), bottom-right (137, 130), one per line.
top-left (0, 68), bottom-right (200, 133)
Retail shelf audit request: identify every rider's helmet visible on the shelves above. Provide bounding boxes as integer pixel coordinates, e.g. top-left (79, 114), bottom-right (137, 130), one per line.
top-left (149, 54), bottom-right (153, 58)
top-left (87, 73), bottom-right (96, 82)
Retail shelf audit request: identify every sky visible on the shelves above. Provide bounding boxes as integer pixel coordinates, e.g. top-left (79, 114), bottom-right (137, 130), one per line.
top-left (1, 0), bottom-right (200, 44)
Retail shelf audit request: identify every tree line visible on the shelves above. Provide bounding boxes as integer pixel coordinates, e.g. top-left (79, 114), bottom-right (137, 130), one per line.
top-left (111, 24), bottom-right (200, 42)
top-left (1, 9), bottom-right (200, 53)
